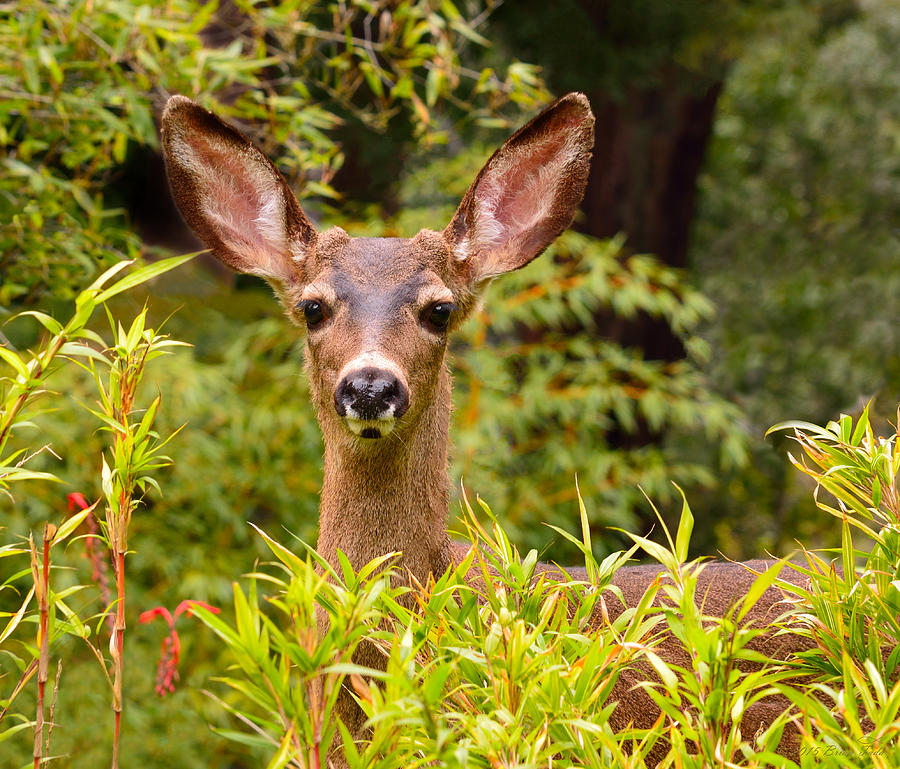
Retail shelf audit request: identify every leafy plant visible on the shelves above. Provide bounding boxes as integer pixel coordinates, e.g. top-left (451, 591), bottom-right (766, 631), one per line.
top-left (0, 255), bottom-right (194, 766)
top-left (770, 406), bottom-right (900, 763)
top-left (0, 0), bottom-right (548, 305)
top-left (196, 488), bottom-right (841, 768)
top-left (193, 532), bottom-right (401, 767)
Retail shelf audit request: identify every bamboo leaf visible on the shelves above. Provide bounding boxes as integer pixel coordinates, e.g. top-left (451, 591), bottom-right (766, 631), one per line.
top-left (0, 345), bottom-right (30, 381)
top-left (16, 311), bottom-right (63, 335)
top-left (85, 259), bottom-right (134, 293)
top-left (264, 726), bottom-right (295, 769)
top-left (52, 508), bottom-right (94, 547)
top-left (673, 483), bottom-right (694, 564)
top-left (0, 585), bottom-right (35, 644)
top-left (0, 721), bottom-right (33, 744)
top-left (93, 253), bottom-right (198, 304)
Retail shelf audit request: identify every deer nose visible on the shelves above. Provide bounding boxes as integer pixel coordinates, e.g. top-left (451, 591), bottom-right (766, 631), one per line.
top-left (334, 367), bottom-right (410, 422)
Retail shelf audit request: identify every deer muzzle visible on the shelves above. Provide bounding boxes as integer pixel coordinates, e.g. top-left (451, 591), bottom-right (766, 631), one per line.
top-left (333, 366), bottom-right (410, 439)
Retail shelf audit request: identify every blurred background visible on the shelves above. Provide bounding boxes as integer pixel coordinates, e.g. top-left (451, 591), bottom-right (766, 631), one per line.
top-left (2, 0), bottom-right (899, 765)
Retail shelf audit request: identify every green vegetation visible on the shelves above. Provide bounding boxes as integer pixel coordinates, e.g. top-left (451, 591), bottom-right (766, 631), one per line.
top-left (199, 407), bottom-right (900, 766)
top-left (2, 0), bottom-right (900, 766)
top-left (1, 0), bottom-right (547, 305)
top-left (5, 301), bottom-right (898, 764)
top-left (689, 4), bottom-right (900, 554)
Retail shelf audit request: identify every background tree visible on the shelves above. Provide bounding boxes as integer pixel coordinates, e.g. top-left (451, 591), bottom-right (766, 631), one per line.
top-left (688, 2), bottom-right (900, 553)
top-left (485, 0), bottom-right (868, 546)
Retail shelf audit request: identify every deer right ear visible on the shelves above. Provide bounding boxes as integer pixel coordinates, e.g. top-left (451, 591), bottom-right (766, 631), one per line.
top-left (161, 96), bottom-right (316, 287)
top-left (444, 93), bottom-right (594, 286)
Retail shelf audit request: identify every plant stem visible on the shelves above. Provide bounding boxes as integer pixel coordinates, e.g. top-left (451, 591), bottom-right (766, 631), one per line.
top-left (32, 524), bottom-right (55, 769)
top-left (111, 548), bottom-right (125, 769)
top-left (45, 659), bottom-right (62, 760)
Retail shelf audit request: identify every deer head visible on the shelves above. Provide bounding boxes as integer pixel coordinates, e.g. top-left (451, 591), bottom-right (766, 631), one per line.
top-left (161, 94), bottom-right (594, 456)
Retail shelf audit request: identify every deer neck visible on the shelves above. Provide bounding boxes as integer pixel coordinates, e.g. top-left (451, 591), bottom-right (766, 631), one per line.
top-left (316, 365), bottom-right (453, 586)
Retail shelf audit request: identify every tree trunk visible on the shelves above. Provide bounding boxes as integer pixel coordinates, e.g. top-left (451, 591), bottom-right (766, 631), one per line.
top-left (583, 73), bottom-right (723, 362)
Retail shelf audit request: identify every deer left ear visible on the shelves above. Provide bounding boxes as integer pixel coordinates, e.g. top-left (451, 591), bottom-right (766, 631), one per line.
top-left (444, 93), bottom-right (594, 285)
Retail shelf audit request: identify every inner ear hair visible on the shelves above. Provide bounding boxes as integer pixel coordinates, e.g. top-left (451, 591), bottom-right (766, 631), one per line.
top-left (445, 92), bottom-right (594, 282)
top-left (161, 95), bottom-right (316, 284)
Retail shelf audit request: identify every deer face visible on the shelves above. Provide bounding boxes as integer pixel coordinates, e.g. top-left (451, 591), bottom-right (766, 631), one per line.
top-left (161, 94), bottom-right (594, 445)
top-left (288, 230), bottom-right (464, 442)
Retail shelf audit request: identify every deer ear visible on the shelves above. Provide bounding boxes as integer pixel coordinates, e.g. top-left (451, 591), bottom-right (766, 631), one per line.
top-left (161, 95), bottom-right (316, 286)
top-left (444, 93), bottom-right (594, 284)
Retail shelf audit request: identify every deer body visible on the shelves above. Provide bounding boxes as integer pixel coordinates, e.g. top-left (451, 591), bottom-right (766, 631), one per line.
top-left (161, 94), bottom-right (811, 764)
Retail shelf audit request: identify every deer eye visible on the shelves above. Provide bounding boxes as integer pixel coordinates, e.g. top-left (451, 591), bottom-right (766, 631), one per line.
top-left (298, 300), bottom-right (329, 329)
top-left (422, 302), bottom-right (457, 332)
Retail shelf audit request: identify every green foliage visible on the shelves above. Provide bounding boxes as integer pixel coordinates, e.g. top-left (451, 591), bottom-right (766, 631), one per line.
top-left (0, 0), bottom-right (552, 672)
top-left (688, 4), bottom-right (900, 553)
top-left (697, 6), bottom-right (900, 426)
top-left (3, 0), bottom-right (752, 586)
top-left (0, 256), bottom-right (200, 765)
top-left (0, 0), bottom-right (548, 305)
top-left (769, 407), bottom-right (900, 765)
top-left (448, 230), bottom-right (747, 553)
top-left (781, 657), bottom-right (900, 769)
top-left (195, 531), bottom-right (400, 765)
top-left (770, 408), bottom-right (900, 681)
top-left (0, 3), bottom-right (562, 762)
top-left (8, 2), bottom-right (900, 766)
top-left (1, 256), bottom-right (191, 495)
top-left (190, 497), bottom-right (649, 766)
top-left (5, 274), bottom-right (900, 766)
top-left (194, 469), bottom-right (900, 767)
top-left (633, 559), bottom-right (798, 765)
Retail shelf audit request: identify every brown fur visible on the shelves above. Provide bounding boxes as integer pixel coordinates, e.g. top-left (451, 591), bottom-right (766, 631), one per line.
top-left (161, 93), bottom-right (812, 765)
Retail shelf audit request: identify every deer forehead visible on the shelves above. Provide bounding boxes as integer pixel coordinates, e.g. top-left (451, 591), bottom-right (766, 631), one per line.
top-left (299, 229), bottom-right (456, 309)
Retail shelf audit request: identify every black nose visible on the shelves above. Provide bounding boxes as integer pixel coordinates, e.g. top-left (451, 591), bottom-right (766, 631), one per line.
top-left (334, 367), bottom-right (409, 420)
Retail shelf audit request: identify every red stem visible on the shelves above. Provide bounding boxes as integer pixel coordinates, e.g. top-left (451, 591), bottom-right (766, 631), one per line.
top-left (33, 525), bottom-right (53, 769)
top-left (110, 549), bottom-right (125, 769)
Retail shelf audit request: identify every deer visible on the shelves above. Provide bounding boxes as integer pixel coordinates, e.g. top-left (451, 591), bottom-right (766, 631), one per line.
top-left (160, 92), bottom-right (815, 764)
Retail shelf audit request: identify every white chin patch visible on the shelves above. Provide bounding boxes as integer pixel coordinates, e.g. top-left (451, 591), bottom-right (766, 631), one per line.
top-left (346, 417), bottom-right (396, 439)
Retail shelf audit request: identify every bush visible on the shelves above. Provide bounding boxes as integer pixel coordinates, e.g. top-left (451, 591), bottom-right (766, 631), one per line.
top-left (194, 433), bottom-right (900, 767)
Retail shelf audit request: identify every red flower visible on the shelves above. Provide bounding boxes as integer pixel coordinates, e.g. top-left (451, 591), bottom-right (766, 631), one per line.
top-left (140, 600), bottom-right (220, 696)
top-left (67, 492), bottom-right (90, 512)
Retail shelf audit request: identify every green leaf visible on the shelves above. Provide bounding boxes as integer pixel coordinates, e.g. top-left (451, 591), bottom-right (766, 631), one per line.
top-left (425, 67), bottom-right (443, 107)
top-left (0, 468), bottom-right (61, 484)
top-left (575, 476), bottom-right (597, 583)
top-left (249, 522), bottom-right (305, 572)
top-left (766, 420), bottom-right (834, 438)
top-left (58, 342), bottom-right (109, 364)
top-left (52, 508), bottom-right (94, 547)
top-left (93, 252), bottom-right (199, 304)
top-left (450, 18), bottom-right (491, 47)
top-left (0, 345), bottom-right (30, 381)
top-left (0, 721), bottom-right (33, 744)
top-left (16, 311), bottom-right (63, 335)
top-left (621, 531), bottom-right (676, 574)
top-left (673, 484), bottom-right (694, 563)
top-left (85, 260), bottom-right (135, 293)
top-left (850, 402), bottom-right (870, 446)
top-left (0, 586), bottom-right (34, 644)
top-left (264, 727), bottom-right (296, 769)
top-left (643, 649), bottom-right (679, 692)
top-left (736, 560), bottom-right (787, 624)
top-left (842, 520), bottom-right (854, 592)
